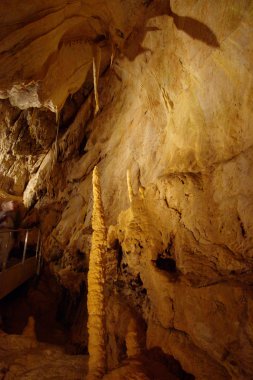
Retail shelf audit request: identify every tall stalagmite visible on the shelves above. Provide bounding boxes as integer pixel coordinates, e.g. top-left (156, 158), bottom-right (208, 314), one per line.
top-left (87, 166), bottom-right (107, 379)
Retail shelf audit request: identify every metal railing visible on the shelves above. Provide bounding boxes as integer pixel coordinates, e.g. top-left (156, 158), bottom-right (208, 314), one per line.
top-left (0, 227), bottom-right (42, 275)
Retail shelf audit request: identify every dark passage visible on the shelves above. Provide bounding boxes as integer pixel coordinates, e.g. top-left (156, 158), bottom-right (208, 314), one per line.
top-left (154, 255), bottom-right (177, 272)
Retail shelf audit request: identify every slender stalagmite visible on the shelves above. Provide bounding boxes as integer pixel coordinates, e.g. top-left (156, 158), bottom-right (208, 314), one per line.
top-left (126, 317), bottom-right (142, 358)
top-left (87, 166), bottom-right (107, 379)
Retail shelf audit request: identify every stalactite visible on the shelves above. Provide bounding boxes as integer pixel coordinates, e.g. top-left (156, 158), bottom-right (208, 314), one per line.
top-left (87, 166), bottom-right (107, 379)
top-left (53, 117), bottom-right (60, 164)
top-left (110, 42), bottom-right (115, 68)
top-left (127, 170), bottom-right (134, 203)
top-left (93, 47), bottom-right (101, 116)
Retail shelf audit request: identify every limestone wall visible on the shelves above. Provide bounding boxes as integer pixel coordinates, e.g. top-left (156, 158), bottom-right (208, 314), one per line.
top-left (0, 1), bottom-right (252, 378)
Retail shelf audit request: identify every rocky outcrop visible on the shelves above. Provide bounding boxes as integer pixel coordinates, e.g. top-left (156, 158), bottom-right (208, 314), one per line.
top-left (0, 0), bottom-right (253, 379)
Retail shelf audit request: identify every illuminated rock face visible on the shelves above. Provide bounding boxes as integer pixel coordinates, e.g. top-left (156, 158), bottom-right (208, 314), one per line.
top-left (0, 0), bottom-right (253, 379)
top-left (87, 167), bottom-right (107, 379)
top-left (0, 0), bottom-right (147, 112)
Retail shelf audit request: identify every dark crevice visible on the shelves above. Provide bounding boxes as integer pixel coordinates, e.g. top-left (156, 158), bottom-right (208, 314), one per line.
top-left (154, 256), bottom-right (177, 272)
top-left (240, 222), bottom-right (246, 238)
top-left (142, 0), bottom-right (154, 6)
top-left (129, 273), bottom-right (143, 290)
top-left (78, 135), bottom-right (88, 155)
top-left (111, 239), bottom-right (123, 272)
top-left (237, 215), bottom-right (246, 238)
top-left (151, 236), bottom-right (178, 274)
top-left (93, 34), bottom-right (107, 43)
top-left (117, 336), bottom-right (127, 362)
top-left (146, 347), bottom-right (195, 379)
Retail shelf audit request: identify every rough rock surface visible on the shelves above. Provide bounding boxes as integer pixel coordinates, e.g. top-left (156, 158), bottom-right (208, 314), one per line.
top-left (0, 0), bottom-right (253, 379)
top-left (0, 332), bottom-right (88, 379)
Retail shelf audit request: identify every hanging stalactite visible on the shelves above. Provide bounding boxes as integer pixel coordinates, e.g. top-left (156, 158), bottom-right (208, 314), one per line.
top-left (92, 47), bottom-right (101, 116)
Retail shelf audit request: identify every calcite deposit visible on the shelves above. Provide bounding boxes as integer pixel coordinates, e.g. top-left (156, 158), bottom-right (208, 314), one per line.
top-left (87, 167), bottom-right (107, 379)
top-left (0, 0), bottom-right (253, 379)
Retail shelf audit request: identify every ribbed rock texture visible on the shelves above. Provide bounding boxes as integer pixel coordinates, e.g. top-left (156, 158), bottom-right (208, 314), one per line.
top-left (0, 0), bottom-right (253, 379)
top-left (87, 167), bottom-right (107, 379)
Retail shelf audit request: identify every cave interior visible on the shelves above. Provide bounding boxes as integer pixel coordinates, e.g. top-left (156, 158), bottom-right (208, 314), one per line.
top-left (0, 1), bottom-right (253, 379)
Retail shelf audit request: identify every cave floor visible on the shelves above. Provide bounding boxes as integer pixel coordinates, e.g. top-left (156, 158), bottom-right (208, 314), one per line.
top-left (0, 332), bottom-right (88, 380)
top-left (0, 330), bottom-right (195, 380)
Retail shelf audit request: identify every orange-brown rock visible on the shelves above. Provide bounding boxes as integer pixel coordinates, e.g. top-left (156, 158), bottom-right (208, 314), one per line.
top-left (0, 0), bottom-right (252, 379)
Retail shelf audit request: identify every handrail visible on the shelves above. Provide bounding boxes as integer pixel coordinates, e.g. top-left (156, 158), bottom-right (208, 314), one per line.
top-left (0, 257), bottom-right (38, 300)
top-left (0, 225), bottom-right (43, 299)
top-left (0, 226), bottom-right (42, 275)
top-left (0, 226), bottom-right (39, 233)
top-left (22, 230), bottom-right (29, 264)
top-left (35, 230), bottom-right (41, 258)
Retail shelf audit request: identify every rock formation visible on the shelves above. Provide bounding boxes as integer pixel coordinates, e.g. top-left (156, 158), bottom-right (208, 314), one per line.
top-left (0, 0), bottom-right (253, 379)
top-left (87, 167), bottom-right (107, 379)
top-left (22, 316), bottom-right (37, 340)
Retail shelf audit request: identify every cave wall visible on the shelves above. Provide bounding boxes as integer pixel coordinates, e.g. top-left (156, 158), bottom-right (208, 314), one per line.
top-left (0, 1), bottom-right (253, 379)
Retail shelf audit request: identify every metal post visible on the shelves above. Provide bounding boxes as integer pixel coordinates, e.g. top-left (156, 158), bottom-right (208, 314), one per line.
top-left (36, 243), bottom-right (42, 275)
top-left (6, 231), bottom-right (12, 269)
top-left (22, 230), bottom-right (29, 264)
top-left (35, 230), bottom-right (41, 258)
